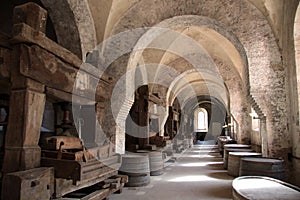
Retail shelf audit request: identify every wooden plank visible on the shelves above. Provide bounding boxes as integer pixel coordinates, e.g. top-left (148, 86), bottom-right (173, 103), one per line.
top-left (41, 154), bottom-right (121, 182)
top-left (113, 174), bottom-right (129, 183)
top-left (54, 169), bottom-right (117, 198)
top-left (41, 150), bottom-right (91, 162)
top-left (41, 158), bottom-right (82, 181)
top-left (11, 23), bottom-right (112, 84)
top-left (81, 188), bottom-right (110, 200)
top-left (53, 179), bottom-right (125, 200)
top-left (81, 164), bottom-right (120, 181)
top-left (42, 136), bottom-right (83, 150)
top-left (46, 87), bottom-right (95, 105)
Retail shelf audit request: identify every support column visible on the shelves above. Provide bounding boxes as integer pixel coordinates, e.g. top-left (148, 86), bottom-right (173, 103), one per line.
top-left (2, 78), bottom-right (45, 173)
top-left (260, 117), bottom-right (268, 157)
top-left (2, 2), bottom-right (48, 173)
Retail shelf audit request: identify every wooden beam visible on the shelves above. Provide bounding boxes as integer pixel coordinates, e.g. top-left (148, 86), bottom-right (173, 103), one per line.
top-left (19, 44), bottom-right (109, 101)
top-left (54, 169), bottom-right (117, 198)
top-left (3, 86), bottom-right (45, 173)
top-left (13, 2), bottom-right (48, 34)
top-left (81, 188), bottom-right (110, 200)
top-left (46, 87), bottom-right (95, 105)
top-left (11, 23), bottom-right (112, 84)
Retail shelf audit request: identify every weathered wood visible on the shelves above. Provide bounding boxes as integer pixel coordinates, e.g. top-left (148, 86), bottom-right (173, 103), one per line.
top-left (19, 44), bottom-right (109, 101)
top-left (11, 23), bottom-right (112, 84)
top-left (42, 136), bottom-right (83, 150)
top-left (81, 188), bottom-right (110, 200)
top-left (3, 87), bottom-right (45, 173)
top-left (146, 94), bottom-right (163, 104)
top-left (82, 163), bottom-right (121, 181)
top-left (113, 174), bottom-right (129, 183)
top-left (13, 2), bottom-right (47, 33)
top-left (41, 158), bottom-right (82, 181)
top-left (1, 167), bottom-right (54, 200)
top-left (54, 169), bottom-right (117, 198)
top-left (53, 176), bottom-right (125, 200)
top-left (41, 150), bottom-right (94, 162)
top-left (46, 87), bottom-right (95, 105)
top-left (41, 154), bottom-right (121, 182)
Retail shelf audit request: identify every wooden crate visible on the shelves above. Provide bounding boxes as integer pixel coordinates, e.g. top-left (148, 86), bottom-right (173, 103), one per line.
top-left (41, 154), bottom-right (121, 182)
top-left (1, 167), bottom-right (54, 200)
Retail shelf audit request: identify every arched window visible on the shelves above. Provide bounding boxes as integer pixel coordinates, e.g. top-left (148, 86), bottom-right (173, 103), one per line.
top-left (194, 108), bottom-right (208, 132)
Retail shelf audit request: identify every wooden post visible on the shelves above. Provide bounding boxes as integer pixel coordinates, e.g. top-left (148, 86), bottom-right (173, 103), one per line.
top-left (13, 2), bottom-right (47, 34)
top-left (2, 2), bottom-right (47, 173)
top-left (2, 78), bottom-right (45, 172)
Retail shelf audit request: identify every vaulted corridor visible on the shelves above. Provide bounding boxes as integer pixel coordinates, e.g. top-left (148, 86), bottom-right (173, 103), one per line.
top-left (1, 1), bottom-right (300, 199)
top-left (110, 145), bottom-right (233, 200)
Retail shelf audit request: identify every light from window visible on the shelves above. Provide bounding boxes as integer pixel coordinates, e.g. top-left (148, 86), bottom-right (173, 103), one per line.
top-left (194, 108), bottom-right (208, 132)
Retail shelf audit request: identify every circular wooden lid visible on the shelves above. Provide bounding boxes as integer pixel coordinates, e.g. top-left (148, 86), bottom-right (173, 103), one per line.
top-left (232, 176), bottom-right (300, 200)
top-left (224, 144), bottom-right (251, 148)
top-left (225, 148), bottom-right (254, 152)
top-left (241, 157), bottom-right (284, 163)
top-left (229, 152), bottom-right (262, 157)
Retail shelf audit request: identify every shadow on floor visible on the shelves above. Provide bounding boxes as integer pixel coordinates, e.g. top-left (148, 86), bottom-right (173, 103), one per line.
top-left (206, 171), bottom-right (234, 180)
top-left (195, 184), bottom-right (233, 199)
top-left (207, 162), bottom-right (224, 170)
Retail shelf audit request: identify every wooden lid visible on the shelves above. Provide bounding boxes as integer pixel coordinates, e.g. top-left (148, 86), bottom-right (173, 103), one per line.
top-left (224, 144), bottom-right (251, 148)
top-left (229, 152), bottom-right (262, 157)
top-left (241, 157), bottom-right (284, 163)
top-left (232, 176), bottom-right (300, 200)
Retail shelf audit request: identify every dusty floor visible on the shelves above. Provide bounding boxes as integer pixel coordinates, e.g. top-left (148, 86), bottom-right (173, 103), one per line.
top-left (110, 145), bottom-right (234, 200)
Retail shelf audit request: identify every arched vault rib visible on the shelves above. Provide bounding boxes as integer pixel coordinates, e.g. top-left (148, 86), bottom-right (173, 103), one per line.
top-left (41, 0), bottom-right (97, 59)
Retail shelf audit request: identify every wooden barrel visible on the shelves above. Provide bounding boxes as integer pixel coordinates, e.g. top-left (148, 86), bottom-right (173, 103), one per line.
top-left (240, 157), bottom-right (285, 180)
top-left (232, 176), bottom-right (300, 200)
top-left (217, 136), bottom-right (233, 156)
top-left (223, 148), bottom-right (254, 169)
top-left (149, 151), bottom-right (164, 176)
top-left (119, 154), bottom-right (150, 187)
top-left (227, 152), bottom-right (262, 177)
top-left (135, 150), bottom-right (164, 176)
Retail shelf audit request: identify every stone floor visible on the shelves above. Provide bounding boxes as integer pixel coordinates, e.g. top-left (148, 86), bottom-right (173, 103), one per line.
top-left (110, 145), bottom-right (234, 200)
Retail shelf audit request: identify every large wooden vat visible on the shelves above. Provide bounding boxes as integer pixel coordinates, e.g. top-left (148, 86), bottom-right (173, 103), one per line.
top-left (135, 150), bottom-right (164, 176)
top-left (227, 152), bottom-right (262, 177)
top-left (232, 176), bottom-right (300, 200)
top-left (119, 154), bottom-right (150, 187)
top-left (223, 148), bottom-right (254, 169)
top-left (148, 151), bottom-right (164, 176)
top-left (240, 157), bottom-right (285, 180)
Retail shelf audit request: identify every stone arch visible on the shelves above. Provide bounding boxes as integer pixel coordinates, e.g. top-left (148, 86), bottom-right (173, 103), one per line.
top-left (109, 0), bottom-right (285, 157)
top-left (294, 2), bottom-right (300, 159)
top-left (41, 0), bottom-right (97, 60)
